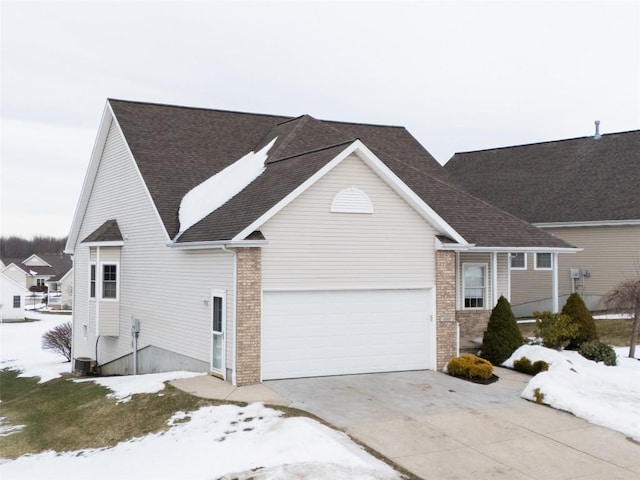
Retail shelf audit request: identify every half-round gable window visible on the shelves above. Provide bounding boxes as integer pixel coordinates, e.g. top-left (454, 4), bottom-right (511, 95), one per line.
top-left (330, 187), bottom-right (374, 214)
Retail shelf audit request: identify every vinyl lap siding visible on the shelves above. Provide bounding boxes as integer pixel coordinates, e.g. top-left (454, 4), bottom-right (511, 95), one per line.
top-left (261, 155), bottom-right (436, 289)
top-left (512, 225), bottom-right (640, 308)
top-left (74, 119), bottom-right (235, 372)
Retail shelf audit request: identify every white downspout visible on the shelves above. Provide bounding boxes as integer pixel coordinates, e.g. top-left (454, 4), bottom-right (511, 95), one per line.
top-left (491, 252), bottom-right (498, 306)
top-left (222, 245), bottom-right (238, 385)
top-left (96, 247), bottom-right (100, 337)
top-left (551, 253), bottom-right (559, 313)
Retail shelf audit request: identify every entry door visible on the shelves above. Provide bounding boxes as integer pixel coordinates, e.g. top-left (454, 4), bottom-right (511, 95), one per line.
top-left (211, 291), bottom-right (226, 377)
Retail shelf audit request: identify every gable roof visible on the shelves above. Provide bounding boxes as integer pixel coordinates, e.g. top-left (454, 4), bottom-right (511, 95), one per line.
top-left (445, 130), bottom-right (640, 224)
top-left (72, 99), bottom-right (574, 251)
top-left (81, 219), bottom-right (123, 244)
top-left (1, 254), bottom-right (71, 278)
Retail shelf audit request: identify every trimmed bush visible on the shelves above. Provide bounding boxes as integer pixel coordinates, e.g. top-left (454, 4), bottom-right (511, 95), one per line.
top-left (578, 341), bottom-right (617, 366)
top-left (534, 311), bottom-right (580, 350)
top-left (512, 356), bottom-right (549, 375)
top-left (561, 292), bottom-right (598, 349)
top-left (481, 296), bottom-right (524, 365)
top-left (447, 354), bottom-right (493, 380)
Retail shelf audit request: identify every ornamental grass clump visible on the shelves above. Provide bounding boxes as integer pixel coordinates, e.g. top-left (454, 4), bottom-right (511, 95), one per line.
top-left (480, 296), bottom-right (524, 365)
top-left (447, 354), bottom-right (493, 380)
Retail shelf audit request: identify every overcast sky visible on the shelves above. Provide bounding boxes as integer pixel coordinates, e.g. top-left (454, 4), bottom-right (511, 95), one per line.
top-left (2, 0), bottom-right (639, 239)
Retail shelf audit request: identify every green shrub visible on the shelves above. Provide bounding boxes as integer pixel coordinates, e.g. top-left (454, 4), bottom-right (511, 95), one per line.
top-left (481, 296), bottom-right (524, 365)
top-left (533, 388), bottom-right (545, 404)
top-left (447, 354), bottom-right (493, 380)
top-left (534, 311), bottom-right (580, 350)
top-left (512, 356), bottom-right (549, 375)
top-left (578, 341), bottom-right (617, 366)
top-left (561, 293), bottom-right (598, 349)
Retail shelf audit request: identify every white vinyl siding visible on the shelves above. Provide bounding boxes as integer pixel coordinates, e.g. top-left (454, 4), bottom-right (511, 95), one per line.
top-left (261, 155), bottom-right (436, 290)
top-left (72, 120), bottom-right (235, 372)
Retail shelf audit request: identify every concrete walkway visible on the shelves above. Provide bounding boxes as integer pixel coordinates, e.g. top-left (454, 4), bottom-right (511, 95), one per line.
top-left (173, 369), bottom-right (640, 479)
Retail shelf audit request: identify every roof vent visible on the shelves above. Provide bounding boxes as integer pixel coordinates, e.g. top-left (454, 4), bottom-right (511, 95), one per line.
top-left (594, 120), bottom-right (601, 140)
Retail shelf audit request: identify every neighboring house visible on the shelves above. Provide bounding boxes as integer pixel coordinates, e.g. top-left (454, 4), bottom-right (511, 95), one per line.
top-left (0, 259), bottom-right (29, 287)
top-left (0, 272), bottom-right (28, 321)
top-left (46, 268), bottom-right (74, 310)
top-left (445, 128), bottom-right (640, 316)
top-left (65, 99), bottom-right (576, 385)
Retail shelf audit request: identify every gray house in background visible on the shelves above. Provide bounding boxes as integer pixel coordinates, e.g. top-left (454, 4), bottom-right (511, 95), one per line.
top-left (445, 128), bottom-right (640, 316)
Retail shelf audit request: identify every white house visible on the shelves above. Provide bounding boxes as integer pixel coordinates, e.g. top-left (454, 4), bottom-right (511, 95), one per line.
top-left (1, 272), bottom-right (28, 321)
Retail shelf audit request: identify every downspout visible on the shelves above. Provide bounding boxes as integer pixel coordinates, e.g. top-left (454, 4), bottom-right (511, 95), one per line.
top-left (95, 246), bottom-right (101, 368)
top-left (491, 252), bottom-right (498, 306)
top-left (222, 245), bottom-right (237, 385)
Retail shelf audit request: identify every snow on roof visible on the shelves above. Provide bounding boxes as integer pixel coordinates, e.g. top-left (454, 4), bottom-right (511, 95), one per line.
top-left (176, 137), bottom-right (277, 238)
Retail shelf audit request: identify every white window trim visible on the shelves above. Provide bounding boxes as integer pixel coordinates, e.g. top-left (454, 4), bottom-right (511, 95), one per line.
top-left (100, 261), bottom-right (120, 301)
top-left (89, 262), bottom-right (96, 300)
top-left (535, 253), bottom-right (553, 271)
top-left (510, 252), bottom-right (527, 270)
top-left (462, 263), bottom-right (488, 310)
top-left (210, 289), bottom-right (227, 379)
top-left (82, 323), bottom-right (88, 340)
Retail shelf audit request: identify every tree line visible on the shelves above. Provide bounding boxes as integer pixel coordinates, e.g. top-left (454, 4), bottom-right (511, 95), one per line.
top-left (0, 236), bottom-right (68, 259)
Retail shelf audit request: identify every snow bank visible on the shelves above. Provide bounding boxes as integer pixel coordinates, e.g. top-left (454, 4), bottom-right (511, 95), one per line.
top-left (1, 403), bottom-right (400, 480)
top-left (503, 345), bottom-right (640, 441)
top-left (74, 371), bottom-right (206, 403)
top-left (0, 313), bottom-right (71, 382)
top-left (177, 137), bottom-right (277, 236)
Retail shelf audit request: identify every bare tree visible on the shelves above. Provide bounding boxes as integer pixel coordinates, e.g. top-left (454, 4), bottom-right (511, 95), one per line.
top-left (601, 279), bottom-right (640, 358)
top-left (42, 321), bottom-right (72, 362)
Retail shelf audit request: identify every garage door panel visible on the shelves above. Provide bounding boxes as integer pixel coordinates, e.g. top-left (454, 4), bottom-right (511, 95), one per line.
top-left (262, 289), bottom-right (432, 380)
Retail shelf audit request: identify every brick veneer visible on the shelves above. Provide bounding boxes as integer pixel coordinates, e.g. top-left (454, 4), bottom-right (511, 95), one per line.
top-left (234, 247), bottom-right (262, 386)
top-left (456, 310), bottom-right (491, 340)
top-left (435, 250), bottom-right (457, 370)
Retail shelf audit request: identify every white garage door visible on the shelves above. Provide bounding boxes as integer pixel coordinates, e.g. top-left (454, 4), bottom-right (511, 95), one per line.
top-left (262, 289), bottom-right (433, 380)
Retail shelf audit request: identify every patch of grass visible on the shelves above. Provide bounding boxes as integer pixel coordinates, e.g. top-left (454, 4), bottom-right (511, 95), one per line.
top-left (0, 369), bottom-right (221, 459)
top-left (519, 318), bottom-right (633, 346)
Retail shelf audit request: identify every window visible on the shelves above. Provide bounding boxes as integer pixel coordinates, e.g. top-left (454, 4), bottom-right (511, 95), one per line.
top-left (90, 264), bottom-right (96, 299)
top-left (535, 253), bottom-right (552, 270)
top-left (464, 264), bottom-right (486, 308)
top-left (510, 253), bottom-right (527, 270)
top-left (82, 323), bottom-right (88, 339)
top-left (13, 296), bottom-right (21, 308)
top-left (36, 278), bottom-right (46, 287)
top-left (102, 264), bottom-right (118, 299)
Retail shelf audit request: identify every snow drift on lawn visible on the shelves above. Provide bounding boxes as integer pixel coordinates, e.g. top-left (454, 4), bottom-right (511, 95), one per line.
top-left (1, 403), bottom-right (400, 480)
top-left (177, 137), bottom-right (277, 237)
top-left (0, 312), bottom-right (72, 382)
top-left (503, 345), bottom-right (640, 441)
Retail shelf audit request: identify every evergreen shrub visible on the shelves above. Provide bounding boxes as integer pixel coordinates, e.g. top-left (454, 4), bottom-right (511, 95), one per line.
top-left (561, 293), bottom-right (598, 349)
top-left (447, 354), bottom-right (493, 380)
top-left (512, 356), bottom-right (549, 375)
top-left (534, 311), bottom-right (580, 350)
top-left (578, 341), bottom-right (617, 366)
top-left (480, 296), bottom-right (524, 365)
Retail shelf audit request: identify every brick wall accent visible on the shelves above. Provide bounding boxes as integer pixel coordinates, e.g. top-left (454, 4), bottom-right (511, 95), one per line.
top-left (456, 310), bottom-right (491, 339)
top-left (234, 248), bottom-right (262, 386)
top-left (435, 250), bottom-right (457, 370)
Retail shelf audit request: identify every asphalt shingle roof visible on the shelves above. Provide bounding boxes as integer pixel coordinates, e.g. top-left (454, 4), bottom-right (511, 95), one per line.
top-left (444, 130), bottom-right (640, 223)
top-left (81, 220), bottom-right (123, 243)
top-left (109, 99), bottom-right (572, 249)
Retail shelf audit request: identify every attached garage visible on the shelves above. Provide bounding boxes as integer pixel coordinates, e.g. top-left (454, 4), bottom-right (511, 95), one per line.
top-left (262, 288), bottom-right (434, 380)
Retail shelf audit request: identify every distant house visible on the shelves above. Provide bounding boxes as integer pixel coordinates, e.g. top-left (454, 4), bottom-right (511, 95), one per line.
top-left (1, 253), bottom-right (73, 310)
top-left (65, 99), bottom-right (576, 384)
top-left (445, 128), bottom-right (640, 316)
top-left (0, 272), bottom-right (28, 321)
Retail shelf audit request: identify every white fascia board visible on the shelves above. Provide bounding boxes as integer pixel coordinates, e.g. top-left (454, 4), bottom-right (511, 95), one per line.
top-left (534, 219), bottom-right (640, 228)
top-left (80, 241), bottom-right (125, 248)
top-left (466, 246), bottom-right (582, 253)
top-left (65, 104), bottom-right (113, 254)
top-left (166, 240), bottom-right (268, 250)
top-left (434, 237), bottom-right (475, 251)
top-left (22, 254), bottom-right (50, 267)
top-left (233, 140), bottom-right (468, 244)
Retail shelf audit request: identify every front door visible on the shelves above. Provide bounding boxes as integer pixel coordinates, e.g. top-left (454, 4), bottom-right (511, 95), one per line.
top-left (211, 291), bottom-right (226, 377)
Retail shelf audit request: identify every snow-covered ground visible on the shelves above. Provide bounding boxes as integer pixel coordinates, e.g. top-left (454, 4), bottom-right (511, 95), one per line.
top-left (0, 314), bottom-right (401, 480)
top-left (503, 345), bottom-right (640, 441)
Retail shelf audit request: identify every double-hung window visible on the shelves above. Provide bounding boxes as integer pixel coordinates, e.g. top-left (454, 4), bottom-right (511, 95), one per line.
top-left (510, 252), bottom-right (526, 270)
top-left (90, 264), bottom-right (96, 299)
top-left (102, 264), bottom-right (118, 299)
top-left (464, 264), bottom-right (486, 308)
top-left (13, 296), bottom-right (21, 308)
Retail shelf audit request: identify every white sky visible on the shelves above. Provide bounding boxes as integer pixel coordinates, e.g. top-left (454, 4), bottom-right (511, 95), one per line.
top-left (1, 0), bottom-right (639, 238)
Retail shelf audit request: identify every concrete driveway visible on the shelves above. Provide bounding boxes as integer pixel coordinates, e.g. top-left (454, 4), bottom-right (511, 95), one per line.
top-left (266, 368), bottom-right (640, 480)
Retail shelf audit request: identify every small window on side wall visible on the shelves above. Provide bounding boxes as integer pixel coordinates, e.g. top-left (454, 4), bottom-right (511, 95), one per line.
top-left (13, 295), bottom-right (21, 308)
top-left (510, 253), bottom-right (526, 270)
top-left (102, 264), bottom-right (118, 299)
top-left (90, 264), bottom-right (96, 299)
top-left (535, 253), bottom-right (552, 270)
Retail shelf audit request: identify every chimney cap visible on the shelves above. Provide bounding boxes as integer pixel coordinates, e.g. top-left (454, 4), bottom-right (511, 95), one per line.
top-left (594, 120), bottom-right (601, 140)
